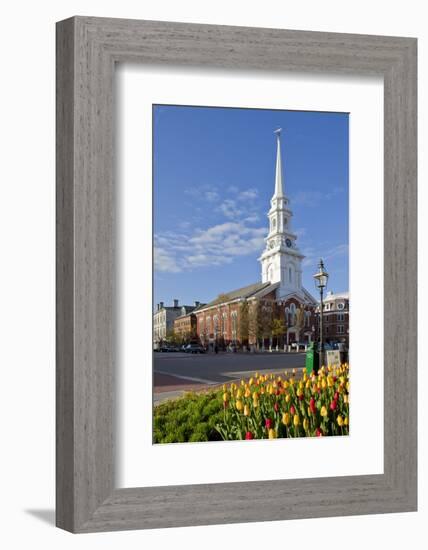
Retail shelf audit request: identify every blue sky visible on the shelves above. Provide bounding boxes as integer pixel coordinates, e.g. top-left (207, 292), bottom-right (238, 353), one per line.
top-left (153, 105), bottom-right (349, 308)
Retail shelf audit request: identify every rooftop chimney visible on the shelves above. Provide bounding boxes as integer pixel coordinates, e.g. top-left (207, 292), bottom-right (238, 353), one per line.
top-left (194, 301), bottom-right (200, 308)
top-left (159, 301), bottom-right (164, 309)
top-left (156, 303), bottom-right (160, 311)
top-left (173, 299), bottom-right (179, 308)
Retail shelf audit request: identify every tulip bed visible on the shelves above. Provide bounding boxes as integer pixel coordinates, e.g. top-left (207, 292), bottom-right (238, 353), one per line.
top-left (217, 364), bottom-right (349, 440)
top-left (153, 364), bottom-right (349, 443)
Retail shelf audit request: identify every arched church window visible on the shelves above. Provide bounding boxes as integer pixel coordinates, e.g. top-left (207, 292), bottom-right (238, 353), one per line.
top-left (289, 267), bottom-right (292, 282)
top-left (222, 312), bottom-right (228, 337)
top-left (283, 217), bottom-right (287, 227)
top-left (290, 303), bottom-right (296, 325)
top-left (285, 307), bottom-right (290, 326)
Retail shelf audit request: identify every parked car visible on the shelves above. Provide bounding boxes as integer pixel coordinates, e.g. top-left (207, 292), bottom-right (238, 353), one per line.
top-left (159, 345), bottom-right (176, 353)
top-left (184, 343), bottom-right (206, 354)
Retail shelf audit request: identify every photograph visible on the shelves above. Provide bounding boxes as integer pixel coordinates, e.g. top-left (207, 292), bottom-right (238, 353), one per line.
top-left (152, 104), bottom-right (349, 443)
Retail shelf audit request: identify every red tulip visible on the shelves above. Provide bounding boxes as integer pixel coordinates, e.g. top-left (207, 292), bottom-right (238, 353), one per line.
top-left (290, 405), bottom-right (296, 415)
top-left (334, 391), bottom-right (339, 401)
top-left (330, 400), bottom-right (337, 411)
top-left (299, 394), bottom-right (304, 401)
top-left (245, 431), bottom-right (254, 440)
top-left (275, 389), bottom-right (281, 396)
top-left (316, 428), bottom-right (323, 437)
top-left (309, 397), bottom-right (316, 413)
top-left (265, 418), bottom-right (272, 429)
top-left (274, 402), bottom-right (279, 412)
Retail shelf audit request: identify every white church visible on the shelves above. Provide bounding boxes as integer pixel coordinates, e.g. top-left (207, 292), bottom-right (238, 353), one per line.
top-left (193, 130), bottom-right (319, 347)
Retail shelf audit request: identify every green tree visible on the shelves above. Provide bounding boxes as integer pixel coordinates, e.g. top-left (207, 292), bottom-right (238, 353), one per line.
top-left (295, 306), bottom-right (305, 342)
top-left (272, 317), bottom-right (286, 348)
top-left (239, 300), bottom-right (250, 347)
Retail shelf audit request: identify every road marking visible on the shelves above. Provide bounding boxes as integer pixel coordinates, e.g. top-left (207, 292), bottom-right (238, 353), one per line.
top-left (154, 369), bottom-right (217, 386)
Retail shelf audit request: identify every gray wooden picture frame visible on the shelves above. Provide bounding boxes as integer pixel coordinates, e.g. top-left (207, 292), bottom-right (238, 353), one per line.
top-left (56, 16), bottom-right (417, 533)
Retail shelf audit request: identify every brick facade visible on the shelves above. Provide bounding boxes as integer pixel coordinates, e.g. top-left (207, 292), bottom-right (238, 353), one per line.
top-left (195, 291), bottom-right (317, 349)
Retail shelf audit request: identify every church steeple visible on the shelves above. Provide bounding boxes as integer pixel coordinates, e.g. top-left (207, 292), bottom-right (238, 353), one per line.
top-left (258, 129), bottom-right (305, 298)
top-left (273, 128), bottom-right (284, 199)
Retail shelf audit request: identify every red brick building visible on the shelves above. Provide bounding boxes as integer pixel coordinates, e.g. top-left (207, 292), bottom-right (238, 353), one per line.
top-left (316, 291), bottom-right (349, 346)
top-left (195, 282), bottom-right (317, 350)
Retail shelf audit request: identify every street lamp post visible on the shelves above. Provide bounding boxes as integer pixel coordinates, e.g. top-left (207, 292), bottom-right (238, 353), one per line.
top-left (313, 259), bottom-right (329, 368)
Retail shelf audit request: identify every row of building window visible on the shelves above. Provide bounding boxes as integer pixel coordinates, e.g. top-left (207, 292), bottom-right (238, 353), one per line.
top-left (325, 325), bottom-right (346, 334)
top-left (323, 313), bottom-right (346, 321)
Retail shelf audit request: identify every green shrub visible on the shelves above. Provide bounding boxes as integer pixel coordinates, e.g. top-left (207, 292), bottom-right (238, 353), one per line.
top-left (153, 390), bottom-right (223, 444)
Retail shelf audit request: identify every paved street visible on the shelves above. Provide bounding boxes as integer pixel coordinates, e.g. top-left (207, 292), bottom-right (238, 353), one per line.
top-left (154, 351), bottom-right (306, 404)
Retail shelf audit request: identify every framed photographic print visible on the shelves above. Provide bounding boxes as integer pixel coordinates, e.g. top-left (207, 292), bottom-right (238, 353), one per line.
top-left (56, 16), bottom-right (417, 532)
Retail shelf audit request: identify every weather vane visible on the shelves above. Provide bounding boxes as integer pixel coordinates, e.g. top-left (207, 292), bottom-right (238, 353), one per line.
top-left (274, 127), bottom-right (282, 137)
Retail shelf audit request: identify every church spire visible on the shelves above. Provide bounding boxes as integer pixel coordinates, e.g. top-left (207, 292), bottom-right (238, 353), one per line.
top-left (273, 128), bottom-right (284, 198)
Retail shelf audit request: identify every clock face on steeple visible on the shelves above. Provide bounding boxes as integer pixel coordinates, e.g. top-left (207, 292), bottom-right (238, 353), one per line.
top-left (285, 238), bottom-right (292, 248)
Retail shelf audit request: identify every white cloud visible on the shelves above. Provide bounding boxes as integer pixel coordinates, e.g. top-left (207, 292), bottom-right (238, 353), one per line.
top-left (292, 186), bottom-right (344, 207)
top-left (205, 190), bottom-right (219, 202)
top-left (241, 188), bottom-right (258, 200)
top-left (302, 243), bottom-right (348, 268)
top-left (154, 246), bottom-right (182, 273)
top-left (154, 221), bottom-right (266, 273)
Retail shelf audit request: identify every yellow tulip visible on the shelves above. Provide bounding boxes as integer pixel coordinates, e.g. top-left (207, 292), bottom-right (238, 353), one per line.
top-left (236, 389), bottom-right (242, 399)
top-left (285, 394), bottom-right (290, 403)
top-left (236, 400), bottom-right (243, 412)
top-left (282, 412), bottom-right (291, 426)
top-left (343, 394), bottom-right (349, 404)
top-left (296, 388), bottom-right (303, 398)
top-left (223, 392), bottom-right (229, 402)
top-left (293, 414), bottom-right (300, 426)
top-left (245, 388), bottom-right (251, 398)
top-left (241, 379), bottom-right (245, 386)
top-left (344, 417), bottom-right (349, 426)
top-left (337, 415), bottom-right (344, 426)
top-left (283, 380), bottom-right (289, 389)
top-left (320, 406), bottom-right (328, 417)
top-left (253, 398), bottom-right (259, 409)
top-left (268, 428), bottom-right (277, 439)
top-left (222, 384), bottom-right (227, 392)
top-left (249, 377), bottom-right (254, 386)
top-left (244, 404), bottom-right (250, 416)
top-left (255, 372), bottom-right (259, 379)
top-left (303, 418), bottom-right (309, 431)
top-left (305, 379), bottom-right (311, 389)
top-left (321, 379), bottom-right (327, 390)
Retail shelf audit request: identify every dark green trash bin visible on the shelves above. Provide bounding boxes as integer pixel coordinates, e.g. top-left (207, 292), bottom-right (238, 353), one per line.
top-left (305, 342), bottom-right (319, 375)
